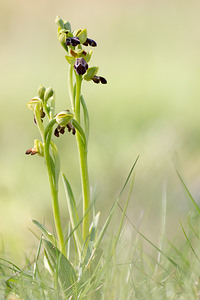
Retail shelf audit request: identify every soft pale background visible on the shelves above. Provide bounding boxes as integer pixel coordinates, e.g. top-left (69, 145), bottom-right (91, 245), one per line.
top-left (1, 0), bottom-right (200, 264)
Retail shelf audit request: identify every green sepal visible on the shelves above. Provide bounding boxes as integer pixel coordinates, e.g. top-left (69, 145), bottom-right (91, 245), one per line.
top-left (85, 50), bottom-right (93, 63)
top-left (34, 105), bottom-right (45, 138)
top-left (33, 139), bottom-right (44, 157)
top-left (58, 32), bottom-right (67, 44)
top-left (49, 96), bottom-right (55, 118)
top-left (55, 16), bottom-right (65, 29)
top-left (65, 55), bottom-right (76, 65)
top-left (26, 97), bottom-right (42, 111)
top-left (77, 29), bottom-right (87, 44)
top-left (64, 21), bottom-right (71, 32)
top-left (61, 43), bottom-right (68, 52)
top-left (84, 66), bottom-right (99, 81)
top-left (73, 29), bottom-right (81, 37)
top-left (70, 49), bottom-right (87, 58)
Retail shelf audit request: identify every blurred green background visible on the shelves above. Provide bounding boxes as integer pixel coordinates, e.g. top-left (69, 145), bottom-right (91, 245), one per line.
top-left (1, 0), bottom-right (200, 264)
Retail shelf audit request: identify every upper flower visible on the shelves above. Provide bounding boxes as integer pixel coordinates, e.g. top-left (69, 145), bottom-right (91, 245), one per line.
top-left (55, 16), bottom-right (107, 84)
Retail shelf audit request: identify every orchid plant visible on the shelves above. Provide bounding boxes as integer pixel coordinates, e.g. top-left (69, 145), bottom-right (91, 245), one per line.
top-left (25, 16), bottom-right (110, 296)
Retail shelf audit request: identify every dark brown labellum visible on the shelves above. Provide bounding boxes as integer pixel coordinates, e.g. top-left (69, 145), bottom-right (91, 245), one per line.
top-left (60, 127), bottom-right (65, 134)
top-left (54, 127), bottom-right (60, 137)
top-left (92, 76), bottom-right (100, 84)
top-left (65, 37), bottom-right (80, 47)
top-left (74, 58), bottom-right (88, 75)
top-left (100, 76), bottom-right (107, 84)
top-left (25, 149), bottom-right (32, 155)
top-left (83, 38), bottom-right (97, 47)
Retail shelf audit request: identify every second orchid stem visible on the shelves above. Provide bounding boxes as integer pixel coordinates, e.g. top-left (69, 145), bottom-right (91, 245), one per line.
top-left (74, 73), bottom-right (90, 244)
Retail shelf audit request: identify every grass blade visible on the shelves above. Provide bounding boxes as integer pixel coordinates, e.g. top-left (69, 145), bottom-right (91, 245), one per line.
top-left (117, 204), bottom-right (179, 269)
top-left (32, 219), bottom-right (56, 245)
top-left (180, 221), bottom-right (200, 263)
top-left (177, 170), bottom-right (200, 214)
top-left (113, 173), bottom-right (135, 252)
top-left (95, 156), bottom-right (139, 249)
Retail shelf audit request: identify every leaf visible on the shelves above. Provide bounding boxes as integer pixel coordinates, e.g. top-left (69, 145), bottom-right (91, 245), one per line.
top-left (77, 29), bottom-right (87, 44)
top-left (44, 119), bottom-right (56, 142)
top-left (118, 204), bottom-right (179, 268)
top-left (62, 174), bottom-right (83, 255)
top-left (80, 95), bottom-right (90, 142)
top-left (71, 119), bottom-right (87, 148)
top-left (50, 141), bottom-right (60, 190)
top-left (65, 55), bottom-right (76, 66)
top-left (83, 221), bottom-right (97, 268)
top-left (43, 238), bottom-right (77, 295)
top-left (32, 219), bottom-right (56, 245)
top-left (33, 234), bottom-right (43, 279)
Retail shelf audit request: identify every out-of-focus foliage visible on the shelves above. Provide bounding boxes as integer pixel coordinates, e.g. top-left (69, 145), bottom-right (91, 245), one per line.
top-left (1, 0), bottom-right (200, 263)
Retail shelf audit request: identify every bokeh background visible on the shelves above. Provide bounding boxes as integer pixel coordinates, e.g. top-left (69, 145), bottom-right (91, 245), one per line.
top-left (1, 0), bottom-right (200, 264)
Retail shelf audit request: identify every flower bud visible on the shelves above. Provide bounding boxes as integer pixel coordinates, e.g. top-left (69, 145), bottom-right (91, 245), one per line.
top-left (26, 97), bottom-right (42, 111)
top-left (34, 139), bottom-right (44, 156)
top-left (64, 21), bottom-right (71, 32)
top-left (37, 85), bottom-right (46, 100)
top-left (44, 87), bottom-right (54, 102)
top-left (59, 32), bottom-right (67, 44)
top-left (55, 16), bottom-right (65, 29)
top-left (55, 110), bottom-right (74, 126)
top-left (74, 58), bottom-right (88, 75)
top-left (25, 139), bottom-right (44, 157)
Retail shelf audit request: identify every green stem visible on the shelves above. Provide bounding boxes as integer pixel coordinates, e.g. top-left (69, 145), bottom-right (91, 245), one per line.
top-left (68, 65), bottom-right (75, 112)
top-left (34, 108), bottom-right (65, 251)
top-left (44, 129), bottom-right (66, 255)
top-left (74, 74), bottom-right (90, 243)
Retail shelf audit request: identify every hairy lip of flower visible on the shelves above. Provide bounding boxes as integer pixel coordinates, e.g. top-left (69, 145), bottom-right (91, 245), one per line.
top-left (65, 37), bottom-right (80, 47)
top-left (74, 58), bottom-right (88, 75)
